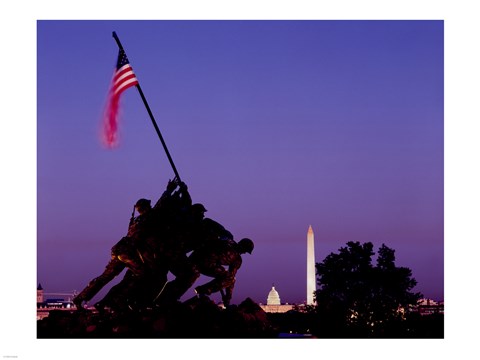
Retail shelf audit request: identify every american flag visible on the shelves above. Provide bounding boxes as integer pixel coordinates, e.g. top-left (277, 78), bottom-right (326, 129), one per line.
top-left (102, 49), bottom-right (139, 147)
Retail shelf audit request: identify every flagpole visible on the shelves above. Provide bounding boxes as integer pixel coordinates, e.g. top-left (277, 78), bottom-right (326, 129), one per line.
top-left (112, 31), bottom-right (181, 182)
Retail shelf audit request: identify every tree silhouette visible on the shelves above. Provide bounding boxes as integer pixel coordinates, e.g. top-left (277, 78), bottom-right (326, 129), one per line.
top-left (313, 241), bottom-right (422, 337)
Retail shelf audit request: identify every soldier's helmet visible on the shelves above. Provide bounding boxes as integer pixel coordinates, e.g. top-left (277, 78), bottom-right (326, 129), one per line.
top-left (192, 203), bottom-right (207, 213)
top-left (238, 238), bottom-right (254, 254)
top-left (135, 198), bottom-right (151, 209)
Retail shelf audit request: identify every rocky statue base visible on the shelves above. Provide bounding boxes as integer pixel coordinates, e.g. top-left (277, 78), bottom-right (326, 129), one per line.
top-left (37, 297), bottom-right (278, 338)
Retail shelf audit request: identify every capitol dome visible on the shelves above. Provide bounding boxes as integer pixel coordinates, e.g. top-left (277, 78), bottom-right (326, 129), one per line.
top-left (267, 286), bottom-right (281, 305)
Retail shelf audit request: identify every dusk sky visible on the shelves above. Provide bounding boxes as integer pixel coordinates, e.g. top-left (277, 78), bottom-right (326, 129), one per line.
top-left (36, 20), bottom-right (444, 305)
top-left (2, 0), bottom-right (480, 358)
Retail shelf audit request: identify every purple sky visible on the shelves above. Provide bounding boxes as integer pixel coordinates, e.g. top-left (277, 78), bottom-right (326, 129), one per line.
top-left (37, 20), bottom-right (444, 305)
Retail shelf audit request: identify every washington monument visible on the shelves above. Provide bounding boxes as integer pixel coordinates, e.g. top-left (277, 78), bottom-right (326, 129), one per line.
top-left (307, 225), bottom-right (316, 305)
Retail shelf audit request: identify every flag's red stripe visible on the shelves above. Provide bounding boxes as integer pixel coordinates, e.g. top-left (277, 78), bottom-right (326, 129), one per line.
top-left (114, 64), bottom-right (136, 82)
top-left (114, 78), bottom-right (139, 96)
top-left (115, 71), bottom-right (136, 85)
top-left (113, 72), bottom-right (138, 88)
top-left (113, 65), bottom-right (138, 95)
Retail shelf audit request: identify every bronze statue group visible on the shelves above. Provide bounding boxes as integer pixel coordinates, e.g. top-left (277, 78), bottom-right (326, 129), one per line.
top-left (73, 179), bottom-right (254, 313)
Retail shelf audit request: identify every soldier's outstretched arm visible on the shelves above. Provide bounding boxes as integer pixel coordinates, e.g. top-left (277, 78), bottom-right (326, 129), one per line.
top-left (179, 181), bottom-right (192, 205)
top-left (167, 178), bottom-right (178, 192)
top-left (153, 179), bottom-right (178, 209)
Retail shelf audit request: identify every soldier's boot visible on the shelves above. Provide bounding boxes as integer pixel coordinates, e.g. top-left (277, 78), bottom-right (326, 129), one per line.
top-left (194, 284), bottom-right (212, 298)
top-left (221, 292), bottom-right (232, 307)
top-left (183, 294), bottom-right (202, 308)
top-left (73, 295), bottom-right (86, 311)
top-left (220, 286), bottom-right (233, 307)
top-left (93, 300), bottom-right (107, 313)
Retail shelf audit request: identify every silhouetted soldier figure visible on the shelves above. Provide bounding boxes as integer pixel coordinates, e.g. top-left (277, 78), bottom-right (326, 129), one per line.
top-left (182, 204), bottom-right (234, 252)
top-left (189, 238), bottom-right (254, 306)
top-left (75, 177), bottom-right (244, 311)
top-left (154, 179), bottom-right (192, 221)
top-left (112, 198), bottom-right (158, 273)
top-left (150, 203), bottom-right (206, 305)
top-left (94, 179), bottom-right (195, 311)
top-left (73, 198), bottom-right (156, 310)
top-left (177, 203), bottom-right (209, 252)
top-left (154, 203), bottom-right (239, 305)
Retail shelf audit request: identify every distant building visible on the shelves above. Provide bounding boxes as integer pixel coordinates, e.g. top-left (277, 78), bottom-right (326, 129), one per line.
top-left (37, 283), bottom-right (44, 303)
top-left (267, 285), bottom-right (281, 305)
top-left (413, 298), bottom-right (444, 316)
top-left (36, 283), bottom-right (76, 320)
top-left (259, 286), bottom-right (294, 313)
top-left (306, 225), bottom-right (316, 305)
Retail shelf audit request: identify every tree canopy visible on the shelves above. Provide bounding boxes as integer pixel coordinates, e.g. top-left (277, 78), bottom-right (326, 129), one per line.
top-left (313, 241), bottom-right (422, 337)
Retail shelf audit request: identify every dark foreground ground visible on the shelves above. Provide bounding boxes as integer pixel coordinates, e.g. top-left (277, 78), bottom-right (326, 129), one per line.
top-left (38, 297), bottom-right (280, 338)
top-left (37, 297), bottom-right (443, 339)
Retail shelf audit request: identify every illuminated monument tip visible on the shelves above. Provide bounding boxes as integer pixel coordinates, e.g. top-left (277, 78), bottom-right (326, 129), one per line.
top-left (307, 225), bottom-right (316, 305)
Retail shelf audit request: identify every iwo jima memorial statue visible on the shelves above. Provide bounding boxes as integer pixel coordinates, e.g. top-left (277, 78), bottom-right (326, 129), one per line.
top-left (38, 32), bottom-right (271, 338)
